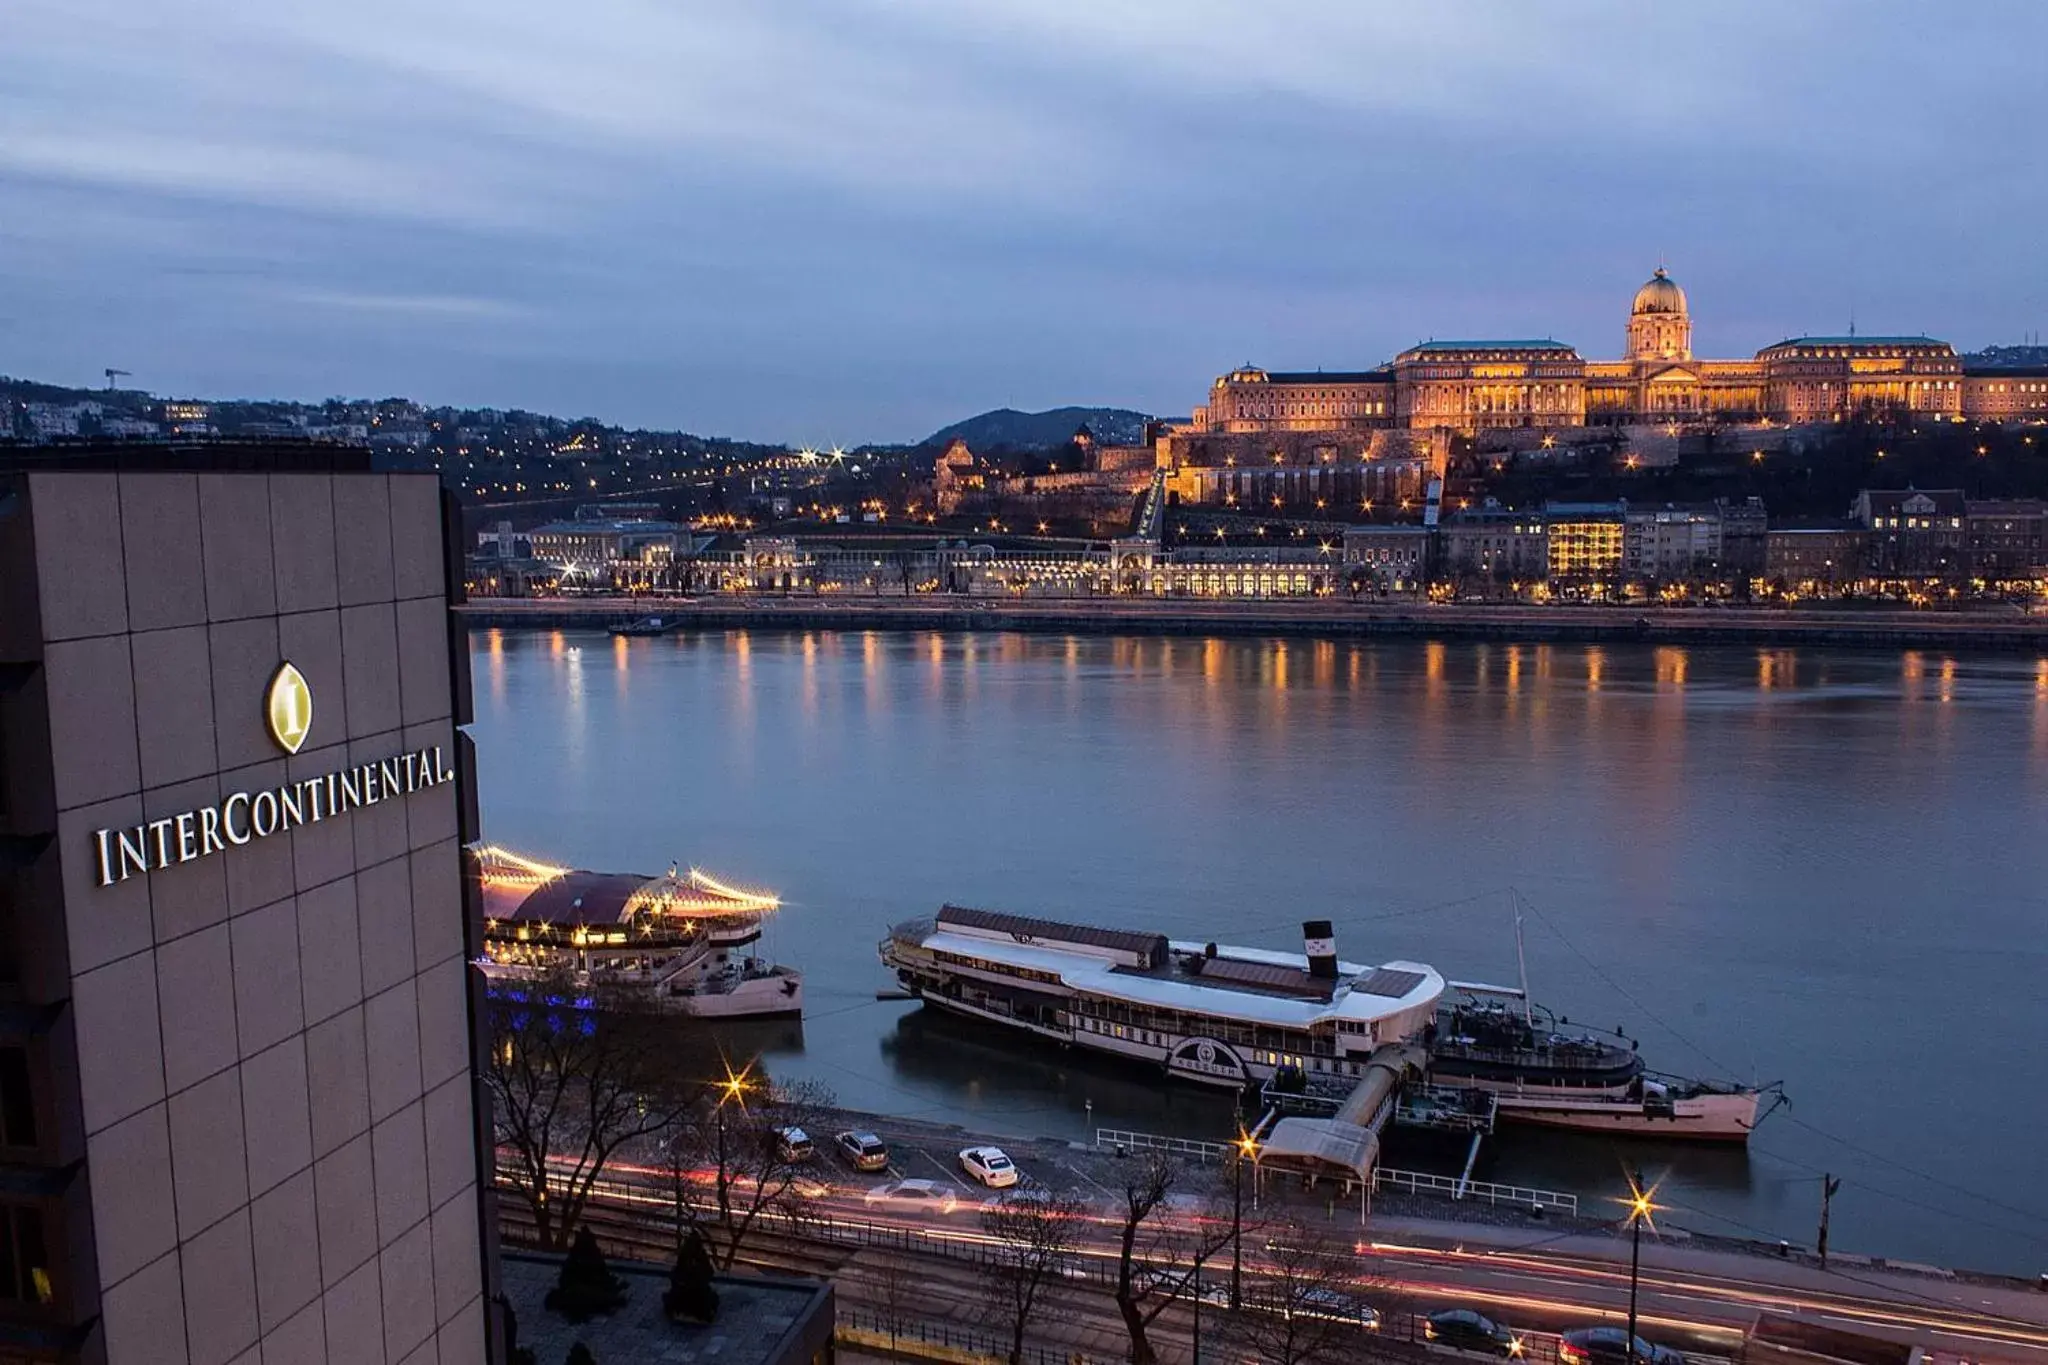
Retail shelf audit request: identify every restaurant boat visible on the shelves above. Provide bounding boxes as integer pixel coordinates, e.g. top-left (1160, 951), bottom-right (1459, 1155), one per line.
top-left (478, 846), bottom-right (801, 1018)
top-left (882, 904), bottom-right (1772, 1142)
top-left (880, 907), bottom-right (1443, 1088)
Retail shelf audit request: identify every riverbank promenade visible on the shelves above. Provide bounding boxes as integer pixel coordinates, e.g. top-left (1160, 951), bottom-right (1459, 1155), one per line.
top-left (461, 594), bottom-right (2048, 651)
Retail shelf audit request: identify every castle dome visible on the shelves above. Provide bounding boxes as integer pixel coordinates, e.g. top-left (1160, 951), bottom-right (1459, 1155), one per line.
top-left (1632, 267), bottom-right (1687, 316)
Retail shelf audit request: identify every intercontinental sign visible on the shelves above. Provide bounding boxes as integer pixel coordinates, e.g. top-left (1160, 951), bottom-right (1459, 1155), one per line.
top-left (92, 661), bottom-right (453, 887)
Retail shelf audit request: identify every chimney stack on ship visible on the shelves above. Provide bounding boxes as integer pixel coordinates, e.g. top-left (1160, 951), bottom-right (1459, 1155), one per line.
top-left (1303, 920), bottom-right (1338, 979)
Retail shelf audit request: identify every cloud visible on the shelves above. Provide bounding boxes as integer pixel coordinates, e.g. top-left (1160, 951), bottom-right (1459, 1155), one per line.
top-left (270, 288), bottom-right (529, 319)
top-left (1, 0), bottom-right (2044, 440)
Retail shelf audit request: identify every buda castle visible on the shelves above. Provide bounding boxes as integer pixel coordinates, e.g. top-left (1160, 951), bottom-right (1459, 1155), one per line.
top-left (1193, 267), bottom-right (2044, 437)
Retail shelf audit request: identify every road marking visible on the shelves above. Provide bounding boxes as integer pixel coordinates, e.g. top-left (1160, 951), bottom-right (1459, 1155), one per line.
top-left (923, 1149), bottom-right (974, 1191)
top-left (1060, 1158), bottom-right (1114, 1196)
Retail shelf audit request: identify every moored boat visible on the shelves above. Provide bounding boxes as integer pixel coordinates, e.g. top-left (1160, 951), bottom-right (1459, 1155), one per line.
top-left (1428, 993), bottom-right (1771, 1141)
top-left (609, 616), bottom-right (671, 637)
top-left (477, 846), bottom-right (802, 1018)
top-left (880, 907), bottom-right (1443, 1088)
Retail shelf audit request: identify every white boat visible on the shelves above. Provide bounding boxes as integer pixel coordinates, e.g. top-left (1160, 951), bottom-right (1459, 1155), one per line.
top-left (879, 907), bottom-right (1443, 1089)
top-left (477, 846), bottom-right (802, 1019)
top-left (1485, 1079), bottom-right (1765, 1141)
top-left (882, 903), bottom-right (1773, 1144)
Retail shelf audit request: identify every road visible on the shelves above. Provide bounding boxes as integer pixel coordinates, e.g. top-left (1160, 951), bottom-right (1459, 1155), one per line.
top-left (532, 1113), bottom-right (2048, 1365)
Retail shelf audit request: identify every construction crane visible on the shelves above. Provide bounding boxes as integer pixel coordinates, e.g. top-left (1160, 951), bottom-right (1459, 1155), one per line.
top-left (103, 368), bottom-right (131, 391)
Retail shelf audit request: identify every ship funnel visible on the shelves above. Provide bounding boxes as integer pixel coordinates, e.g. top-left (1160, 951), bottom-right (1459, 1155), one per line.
top-left (1303, 920), bottom-right (1337, 979)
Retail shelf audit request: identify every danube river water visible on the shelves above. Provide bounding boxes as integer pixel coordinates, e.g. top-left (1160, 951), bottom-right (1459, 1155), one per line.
top-left (468, 627), bottom-right (2048, 1274)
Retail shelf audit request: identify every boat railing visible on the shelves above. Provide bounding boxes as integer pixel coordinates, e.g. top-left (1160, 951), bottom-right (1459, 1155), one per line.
top-left (1432, 1041), bottom-right (1636, 1071)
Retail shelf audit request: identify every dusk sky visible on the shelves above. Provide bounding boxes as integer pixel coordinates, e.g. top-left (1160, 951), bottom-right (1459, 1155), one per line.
top-left (5, 1), bottom-right (2045, 444)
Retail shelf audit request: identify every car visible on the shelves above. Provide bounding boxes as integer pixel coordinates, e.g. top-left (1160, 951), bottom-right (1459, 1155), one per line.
top-left (1425, 1309), bottom-right (1523, 1356)
top-left (1287, 1287), bottom-right (1380, 1330)
top-left (770, 1126), bottom-right (814, 1164)
top-left (862, 1179), bottom-right (960, 1214)
top-left (1130, 1265), bottom-right (1229, 1303)
top-left (835, 1129), bottom-right (889, 1172)
top-left (1558, 1327), bottom-right (1686, 1365)
top-left (958, 1145), bottom-right (1020, 1188)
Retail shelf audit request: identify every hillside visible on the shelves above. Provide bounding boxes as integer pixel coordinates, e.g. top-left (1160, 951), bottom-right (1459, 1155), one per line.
top-left (922, 406), bottom-right (1150, 450)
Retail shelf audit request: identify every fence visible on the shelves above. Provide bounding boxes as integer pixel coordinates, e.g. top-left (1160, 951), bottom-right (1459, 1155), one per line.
top-left (1372, 1167), bottom-right (1578, 1216)
top-left (1094, 1129), bottom-right (1579, 1216)
top-left (1093, 1129), bottom-right (1236, 1163)
top-left (838, 1304), bottom-right (1112, 1365)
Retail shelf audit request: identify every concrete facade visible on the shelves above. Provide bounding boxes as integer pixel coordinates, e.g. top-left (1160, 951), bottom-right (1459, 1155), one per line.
top-left (0, 460), bottom-right (491, 1364)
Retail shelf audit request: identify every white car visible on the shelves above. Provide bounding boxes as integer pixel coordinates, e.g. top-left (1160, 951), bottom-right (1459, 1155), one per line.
top-left (958, 1145), bottom-right (1020, 1188)
top-left (862, 1179), bottom-right (960, 1214)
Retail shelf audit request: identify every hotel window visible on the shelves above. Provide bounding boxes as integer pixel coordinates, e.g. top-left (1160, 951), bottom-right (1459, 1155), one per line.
top-left (0, 1049), bottom-right (33, 1151)
top-left (0, 1204), bottom-right (51, 1308)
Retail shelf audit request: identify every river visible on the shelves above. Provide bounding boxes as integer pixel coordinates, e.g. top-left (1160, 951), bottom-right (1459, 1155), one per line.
top-left (467, 626), bottom-right (2048, 1275)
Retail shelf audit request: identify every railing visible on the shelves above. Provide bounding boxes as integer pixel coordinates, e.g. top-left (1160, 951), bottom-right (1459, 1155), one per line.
top-left (838, 1304), bottom-right (1113, 1365)
top-left (1093, 1130), bottom-right (1578, 1215)
top-left (1094, 1129), bottom-right (1236, 1162)
top-left (1373, 1167), bottom-right (1577, 1215)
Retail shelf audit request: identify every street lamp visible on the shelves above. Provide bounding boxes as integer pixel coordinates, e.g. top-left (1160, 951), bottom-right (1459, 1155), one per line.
top-left (1621, 1169), bottom-right (1658, 1355)
top-left (713, 1061), bottom-right (755, 1231)
top-left (1232, 1127), bottom-right (1260, 1309)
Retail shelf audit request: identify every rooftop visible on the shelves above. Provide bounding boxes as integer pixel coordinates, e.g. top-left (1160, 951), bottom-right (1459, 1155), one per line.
top-left (531, 518), bottom-right (684, 535)
top-left (1760, 336), bottom-right (1951, 350)
top-left (1260, 370), bottom-right (1393, 384)
top-left (501, 1252), bottom-right (833, 1365)
top-left (1401, 340), bottom-right (1577, 355)
top-left (0, 436), bottom-right (376, 473)
top-left (913, 926), bottom-right (1443, 1028)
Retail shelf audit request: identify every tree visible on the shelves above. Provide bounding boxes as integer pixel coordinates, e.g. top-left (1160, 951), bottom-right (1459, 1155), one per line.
top-left (545, 1225), bottom-right (627, 1323)
top-left (1109, 1153), bottom-right (1239, 1365)
top-left (1221, 1217), bottom-right (1405, 1365)
top-left (663, 1226), bottom-right (720, 1324)
top-left (980, 1189), bottom-right (1087, 1365)
top-left (869, 1252), bottom-right (920, 1353)
top-left (485, 970), bottom-right (696, 1251)
top-left (670, 1073), bottom-right (835, 1271)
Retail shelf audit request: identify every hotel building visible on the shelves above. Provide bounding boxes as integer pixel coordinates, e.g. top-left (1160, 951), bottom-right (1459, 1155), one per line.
top-left (0, 446), bottom-right (495, 1364)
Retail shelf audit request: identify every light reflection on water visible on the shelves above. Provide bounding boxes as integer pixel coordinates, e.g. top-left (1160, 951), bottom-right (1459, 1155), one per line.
top-left (469, 628), bottom-right (2048, 1273)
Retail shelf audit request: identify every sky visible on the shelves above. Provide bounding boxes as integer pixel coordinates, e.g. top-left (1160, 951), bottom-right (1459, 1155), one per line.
top-left (4, 1), bottom-right (2045, 444)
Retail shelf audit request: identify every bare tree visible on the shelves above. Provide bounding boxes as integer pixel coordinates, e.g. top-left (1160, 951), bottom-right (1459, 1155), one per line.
top-left (980, 1189), bottom-right (1088, 1365)
top-left (869, 1251), bottom-right (921, 1354)
top-left (1221, 1216), bottom-right (1402, 1365)
top-left (1109, 1152), bottom-right (1239, 1365)
top-left (485, 971), bottom-right (695, 1251)
top-left (674, 1075), bottom-right (835, 1271)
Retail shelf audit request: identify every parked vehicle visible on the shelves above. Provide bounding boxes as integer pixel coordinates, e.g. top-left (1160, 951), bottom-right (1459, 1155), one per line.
top-left (770, 1126), bottom-right (814, 1164)
top-left (862, 1179), bottom-right (960, 1214)
top-left (1558, 1327), bottom-right (1686, 1365)
top-left (834, 1129), bottom-right (890, 1172)
top-left (958, 1145), bottom-right (1020, 1188)
top-left (1425, 1309), bottom-right (1522, 1356)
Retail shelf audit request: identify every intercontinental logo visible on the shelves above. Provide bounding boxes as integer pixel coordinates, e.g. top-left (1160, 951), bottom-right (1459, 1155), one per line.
top-left (92, 659), bottom-right (453, 887)
top-left (265, 662), bottom-right (313, 754)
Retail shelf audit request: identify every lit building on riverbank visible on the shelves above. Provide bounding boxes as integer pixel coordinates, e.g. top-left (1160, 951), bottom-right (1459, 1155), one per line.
top-left (1191, 267), bottom-right (2025, 438)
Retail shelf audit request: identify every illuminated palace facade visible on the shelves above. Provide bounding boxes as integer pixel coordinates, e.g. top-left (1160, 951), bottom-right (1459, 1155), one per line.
top-left (1191, 268), bottom-right (2033, 436)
